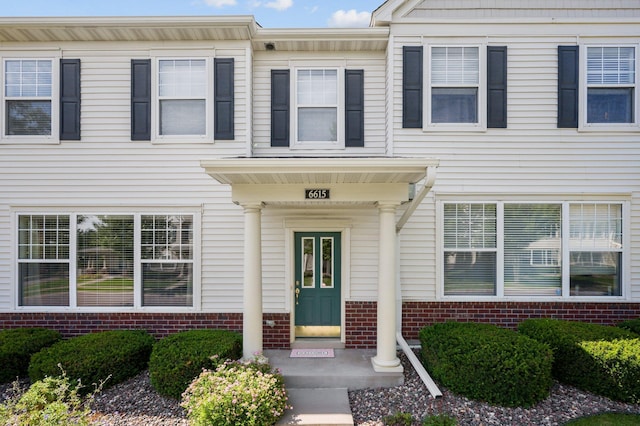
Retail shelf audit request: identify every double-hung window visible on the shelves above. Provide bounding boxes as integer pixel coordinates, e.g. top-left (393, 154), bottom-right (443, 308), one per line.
top-left (429, 46), bottom-right (481, 126)
top-left (158, 59), bottom-right (207, 137)
top-left (17, 212), bottom-right (196, 309)
top-left (5, 59), bottom-right (54, 137)
top-left (586, 46), bottom-right (636, 125)
top-left (295, 68), bottom-right (340, 146)
top-left (442, 201), bottom-right (624, 298)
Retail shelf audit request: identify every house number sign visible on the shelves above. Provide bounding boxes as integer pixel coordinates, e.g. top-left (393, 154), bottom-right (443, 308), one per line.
top-left (305, 189), bottom-right (330, 199)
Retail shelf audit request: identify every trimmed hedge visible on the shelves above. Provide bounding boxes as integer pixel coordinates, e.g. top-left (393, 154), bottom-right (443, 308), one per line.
top-left (618, 318), bottom-right (640, 335)
top-left (149, 329), bottom-right (242, 399)
top-left (518, 318), bottom-right (640, 403)
top-left (28, 330), bottom-right (154, 392)
top-left (419, 322), bottom-right (553, 407)
top-left (0, 328), bottom-right (61, 383)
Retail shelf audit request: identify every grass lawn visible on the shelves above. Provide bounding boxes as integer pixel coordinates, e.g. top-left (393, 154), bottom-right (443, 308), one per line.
top-left (564, 413), bottom-right (640, 425)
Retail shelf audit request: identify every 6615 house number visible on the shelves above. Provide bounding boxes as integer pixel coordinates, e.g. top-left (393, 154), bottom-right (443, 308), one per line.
top-left (305, 189), bottom-right (330, 199)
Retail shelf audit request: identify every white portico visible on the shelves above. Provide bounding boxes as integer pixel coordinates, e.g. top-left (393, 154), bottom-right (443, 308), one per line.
top-left (201, 157), bottom-right (438, 372)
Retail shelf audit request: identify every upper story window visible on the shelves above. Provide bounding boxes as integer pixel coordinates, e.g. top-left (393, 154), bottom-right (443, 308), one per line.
top-left (294, 68), bottom-right (341, 147)
top-left (158, 59), bottom-right (207, 137)
top-left (5, 59), bottom-right (53, 136)
top-left (586, 46), bottom-right (636, 125)
top-left (430, 47), bottom-right (480, 124)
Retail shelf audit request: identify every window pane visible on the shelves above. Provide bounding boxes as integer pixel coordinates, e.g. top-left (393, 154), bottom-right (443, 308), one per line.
top-left (160, 99), bottom-right (206, 135)
top-left (443, 203), bottom-right (496, 249)
top-left (297, 69), bottom-right (337, 105)
top-left (570, 252), bottom-right (621, 296)
top-left (159, 59), bottom-right (206, 97)
top-left (302, 237), bottom-right (314, 288)
top-left (587, 88), bottom-right (634, 123)
top-left (5, 59), bottom-right (52, 97)
top-left (321, 237), bottom-right (334, 289)
top-left (141, 215), bottom-right (193, 261)
top-left (142, 264), bottom-right (193, 307)
top-left (6, 100), bottom-right (51, 135)
top-left (570, 203), bottom-right (622, 250)
top-left (431, 47), bottom-right (479, 85)
top-left (432, 87), bottom-right (477, 123)
top-left (19, 263), bottom-right (69, 306)
top-left (298, 107), bottom-right (337, 142)
top-left (504, 204), bottom-right (562, 296)
top-left (587, 47), bottom-right (635, 85)
top-left (76, 215), bottom-right (134, 307)
top-left (444, 251), bottom-right (496, 296)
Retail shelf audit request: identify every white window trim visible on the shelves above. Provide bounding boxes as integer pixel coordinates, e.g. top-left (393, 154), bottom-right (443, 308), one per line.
top-left (424, 44), bottom-right (487, 132)
top-left (291, 65), bottom-right (345, 150)
top-left (151, 56), bottom-right (213, 144)
top-left (437, 199), bottom-right (629, 302)
top-left (0, 55), bottom-right (60, 145)
top-left (579, 43), bottom-right (639, 132)
top-left (12, 209), bottom-right (201, 313)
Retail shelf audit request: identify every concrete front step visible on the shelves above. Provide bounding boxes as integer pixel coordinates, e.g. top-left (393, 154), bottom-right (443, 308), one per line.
top-left (276, 388), bottom-right (354, 426)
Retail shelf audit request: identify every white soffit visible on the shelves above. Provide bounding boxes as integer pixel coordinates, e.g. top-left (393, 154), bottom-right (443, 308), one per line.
top-left (201, 157), bottom-right (439, 186)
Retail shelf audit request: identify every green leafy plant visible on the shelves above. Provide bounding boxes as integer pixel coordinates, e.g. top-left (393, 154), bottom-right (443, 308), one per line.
top-left (0, 368), bottom-right (105, 426)
top-left (28, 329), bottom-right (154, 393)
top-left (420, 321), bottom-right (553, 407)
top-left (181, 355), bottom-right (289, 426)
top-left (422, 414), bottom-right (458, 426)
top-left (0, 328), bottom-right (61, 383)
top-left (382, 411), bottom-right (413, 426)
top-left (149, 328), bottom-right (242, 399)
top-left (518, 318), bottom-right (640, 402)
top-left (618, 318), bottom-right (640, 335)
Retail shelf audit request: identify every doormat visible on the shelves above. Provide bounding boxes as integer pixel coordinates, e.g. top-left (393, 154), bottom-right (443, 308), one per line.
top-left (290, 348), bottom-right (335, 358)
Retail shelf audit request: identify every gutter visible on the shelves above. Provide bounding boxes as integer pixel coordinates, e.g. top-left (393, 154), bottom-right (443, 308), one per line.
top-left (395, 164), bottom-right (442, 399)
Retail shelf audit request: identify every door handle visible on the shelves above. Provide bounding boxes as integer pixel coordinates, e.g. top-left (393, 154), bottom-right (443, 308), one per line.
top-left (295, 288), bottom-right (300, 305)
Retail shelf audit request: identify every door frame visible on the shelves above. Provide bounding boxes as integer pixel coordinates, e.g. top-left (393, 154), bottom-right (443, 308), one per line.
top-left (285, 218), bottom-right (351, 344)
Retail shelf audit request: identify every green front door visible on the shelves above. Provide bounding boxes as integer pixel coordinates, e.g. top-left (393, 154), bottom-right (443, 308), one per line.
top-left (294, 232), bottom-right (341, 338)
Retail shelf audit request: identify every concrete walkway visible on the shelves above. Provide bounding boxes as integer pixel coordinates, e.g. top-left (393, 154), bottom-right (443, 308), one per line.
top-left (266, 349), bottom-right (404, 426)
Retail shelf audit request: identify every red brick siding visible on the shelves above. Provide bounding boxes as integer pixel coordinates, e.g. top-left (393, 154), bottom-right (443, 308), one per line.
top-left (345, 301), bottom-right (378, 348)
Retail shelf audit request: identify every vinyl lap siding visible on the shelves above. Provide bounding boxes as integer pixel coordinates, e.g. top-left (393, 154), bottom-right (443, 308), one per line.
top-left (0, 205), bottom-right (10, 310)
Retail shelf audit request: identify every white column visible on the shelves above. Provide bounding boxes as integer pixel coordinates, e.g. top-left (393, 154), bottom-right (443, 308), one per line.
top-left (242, 203), bottom-right (264, 359)
top-left (372, 202), bottom-right (403, 373)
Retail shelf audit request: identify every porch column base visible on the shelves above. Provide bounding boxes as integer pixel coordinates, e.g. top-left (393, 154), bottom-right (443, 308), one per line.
top-left (371, 356), bottom-right (403, 373)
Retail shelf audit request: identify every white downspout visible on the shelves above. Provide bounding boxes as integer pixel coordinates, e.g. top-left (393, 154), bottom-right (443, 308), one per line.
top-left (395, 166), bottom-right (442, 398)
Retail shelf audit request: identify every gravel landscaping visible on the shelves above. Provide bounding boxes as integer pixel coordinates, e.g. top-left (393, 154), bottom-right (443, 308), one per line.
top-left (2, 351), bottom-right (640, 425)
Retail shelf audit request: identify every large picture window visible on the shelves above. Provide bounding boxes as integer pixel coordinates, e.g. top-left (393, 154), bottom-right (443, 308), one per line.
top-left (442, 202), bottom-right (624, 298)
top-left (17, 212), bottom-right (197, 309)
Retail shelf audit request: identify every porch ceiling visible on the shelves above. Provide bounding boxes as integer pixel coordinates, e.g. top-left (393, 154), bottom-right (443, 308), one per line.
top-left (200, 157), bottom-right (439, 186)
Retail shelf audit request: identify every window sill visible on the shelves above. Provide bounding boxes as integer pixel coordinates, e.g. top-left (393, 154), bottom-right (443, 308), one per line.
top-left (0, 137), bottom-right (60, 145)
top-left (579, 123), bottom-right (640, 132)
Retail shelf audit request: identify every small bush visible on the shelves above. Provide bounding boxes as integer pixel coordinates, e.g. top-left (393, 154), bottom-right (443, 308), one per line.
top-left (383, 411), bottom-right (413, 426)
top-left (0, 328), bottom-right (61, 383)
top-left (28, 330), bottom-right (154, 392)
top-left (618, 318), bottom-right (640, 335)
top-left (518, 318), bottom-right (640, 402)
top-left (420, 321), bottom-right (553, 407)
top-left (181, 356), bottom-right (289, 426)
top-left (422, 414), bottom-right (458, 426)
top-left (149, 329), bottom-right (242, 399)
top-left (0, 370), bottom-right (102, 426)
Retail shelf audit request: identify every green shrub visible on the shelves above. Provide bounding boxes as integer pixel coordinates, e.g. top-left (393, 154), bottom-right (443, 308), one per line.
top-left (618, 318), bottom-right (640, 335)
top-left (149, 329), bottom-right (242, 399)
top-left (28, 330), bottom-right (154, 392)
top-left (422, 414), bottom-right (458, 426)
top-left (181, 356), bottom-right (288, 426)
top-left (419, 321), bottom-right (553, 407)
top-left (0, 371), bottom-right (102, 426)
top-left (0, 328), bottom-right (61, 383)
top-left (382, 411), bottom-right (413, 426)
top-left (518, 318), bottom-right (639, 402)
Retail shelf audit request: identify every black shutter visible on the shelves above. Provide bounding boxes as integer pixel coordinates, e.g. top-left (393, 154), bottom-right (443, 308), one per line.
top-left (403, 46), bottom-right (423, 128)
top-left (271, 69), bottom-right (290, 147)
top-left (558, 46), bottom-right (579, 128)
top-left (214, 58), bottom-right (234, 140)
top-left (131, 59), bottom-right (151, 141)
top-left (345, 69), bottom-right (364, 147)
top-left (60, 59), bottom-right (80, 140)
top-left (487, 46), bottom-right (507, 128)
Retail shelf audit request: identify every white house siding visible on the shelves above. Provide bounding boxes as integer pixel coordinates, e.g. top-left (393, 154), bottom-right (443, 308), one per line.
top-left (389, 21), bottom-right (640, 301)
top-left (252, 51), bottom-right (387, 157)
top-left (0, 41), bottom-right (251, 312)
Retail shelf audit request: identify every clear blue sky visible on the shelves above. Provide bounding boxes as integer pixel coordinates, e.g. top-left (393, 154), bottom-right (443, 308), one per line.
top-left (0, 0), bottom-right (386, 28)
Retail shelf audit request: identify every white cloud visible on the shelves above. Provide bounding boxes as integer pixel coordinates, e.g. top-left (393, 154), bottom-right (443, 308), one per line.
top-left (327, 9), bottom-right (371, 28)
top-left (202, 0), bottom-right (237, 7)
top-left (264, 0), bottom-right (293, 11)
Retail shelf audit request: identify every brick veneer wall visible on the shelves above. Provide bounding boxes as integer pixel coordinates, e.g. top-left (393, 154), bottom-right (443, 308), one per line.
top-left (345, 301), bottom-right (640, 348)
top-left (0, 312), bottom-right (291, 349)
